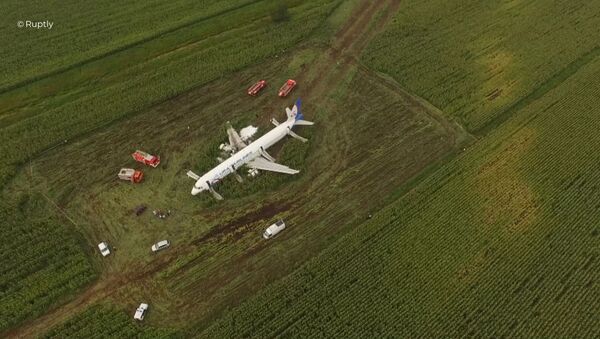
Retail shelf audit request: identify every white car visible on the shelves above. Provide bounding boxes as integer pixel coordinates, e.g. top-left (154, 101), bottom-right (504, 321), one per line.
top-left (97, 242), bottom-right (110, 257)
top-left (151, 240), bottom-right (170, 252)
top-left (263, 220), bottom-right (286, 239)
top-left (133, 303), bottom-right (148, 321)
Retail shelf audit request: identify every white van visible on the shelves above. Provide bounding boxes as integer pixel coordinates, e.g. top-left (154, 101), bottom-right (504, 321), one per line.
top-left (134, 303), bottom-right (148, 320)
top-left (97, 242), bottom-right (110, 257)
top-left (263, 220), bottom-right (286, 239)
top-left (151, 240), bottom-right (170, 252)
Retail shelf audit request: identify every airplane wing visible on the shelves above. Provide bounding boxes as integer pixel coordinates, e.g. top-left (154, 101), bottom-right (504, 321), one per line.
top-left (247, 157), bottom-right (299, 174)
top-left (226, 122), bottom-right (247, 151)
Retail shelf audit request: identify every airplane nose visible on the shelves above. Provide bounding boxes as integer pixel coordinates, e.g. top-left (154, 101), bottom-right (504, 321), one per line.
top-left (191, 187), bottom-right (200, 195)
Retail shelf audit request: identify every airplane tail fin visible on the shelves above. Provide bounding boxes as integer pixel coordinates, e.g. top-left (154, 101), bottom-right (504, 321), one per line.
top-left (286, 98), bottom-right (314, 125)
top-left (286, 98), bottom-right (303, 121)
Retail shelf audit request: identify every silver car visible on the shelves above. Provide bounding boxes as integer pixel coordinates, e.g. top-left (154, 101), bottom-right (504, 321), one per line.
top-left (151, 240), bottom-right (170, 252)
top-left (134, 303), bottom-right (148, 320)
top-left (263, 220), bottom-right (286, 239)
top-left (97, 242), bottom-right (111, 257)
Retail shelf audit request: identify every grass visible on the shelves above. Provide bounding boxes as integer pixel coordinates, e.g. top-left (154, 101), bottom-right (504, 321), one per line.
top-left (362, 0), bottom-right (600, 132)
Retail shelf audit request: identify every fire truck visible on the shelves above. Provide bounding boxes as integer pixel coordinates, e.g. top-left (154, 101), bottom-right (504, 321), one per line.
top-left (118, 168), bottom-right (143, 183)
top-left (132, 150), bottom-right (160, 167)
top-left (278, 79), bottom-right (296, 97)
top-left (247, 80), bottom-right (267, 96)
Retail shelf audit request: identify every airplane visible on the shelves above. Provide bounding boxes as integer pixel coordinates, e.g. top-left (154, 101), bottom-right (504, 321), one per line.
top-left (187, 98), bottom-right (313, 200)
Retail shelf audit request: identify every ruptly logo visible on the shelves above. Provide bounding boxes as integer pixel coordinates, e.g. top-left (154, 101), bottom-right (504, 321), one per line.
top-left (17, 20), bottom-right (54, 29)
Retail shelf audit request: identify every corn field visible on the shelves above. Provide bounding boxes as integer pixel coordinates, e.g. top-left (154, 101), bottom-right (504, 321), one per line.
top-left (0, 195), bottom-right (95, 332)
top-left (363, 0), bottom-right (600, 132)
top-left (200, 49), bottom-right (600, 338)
top-left (42, 305), bottom-right (181, 338)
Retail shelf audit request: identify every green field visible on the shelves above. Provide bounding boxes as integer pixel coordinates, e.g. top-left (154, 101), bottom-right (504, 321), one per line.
top-left (2, 0), bottom-right (599, 337)
top-left (363, 0), bottom-right (600, 132)
top-left (0, 0), bottom-right (344, 334)
top-left (202, 50), bottom-right (600, 338)
top-left (4, 0), bottom-right (449, 335)
top-left (42, 305), bottom-right (181, 338)
top-left (0, 0), bottom-right (255, 91)
top-left (0, 198), bottom-right (95, 331)
top-left (5, 34), bottom-right (462, 339)
top-left (0, 0), bottom-right (340, 186)
top-left (199, 1), bottom-right (600, 337)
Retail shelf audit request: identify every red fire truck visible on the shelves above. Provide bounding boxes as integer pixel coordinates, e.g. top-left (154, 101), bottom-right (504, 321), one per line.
top-left (247, 80), bottom-right (267, 96)
top-left (118, 168), bottom-right (144, 183)
top-left (132, 150), bottom-right (160, 168)
top-left (278, 79), bottom-right (296, 97)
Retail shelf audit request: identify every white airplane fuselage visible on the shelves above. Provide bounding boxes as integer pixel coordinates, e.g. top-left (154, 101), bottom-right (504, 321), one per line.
top-left (191, 118), bottom-right (295, 195)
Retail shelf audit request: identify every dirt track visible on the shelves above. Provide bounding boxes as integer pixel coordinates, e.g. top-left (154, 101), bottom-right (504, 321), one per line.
top-left (5, 1), bottom-right (408, 337)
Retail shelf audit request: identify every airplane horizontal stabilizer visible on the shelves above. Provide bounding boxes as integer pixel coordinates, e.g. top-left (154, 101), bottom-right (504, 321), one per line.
top-left (187, 170), bottom-right (200, 180)
top-left (247, 157), bottom-right (299, 175)
top-left (294, 119), bottom-right (314, 126)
